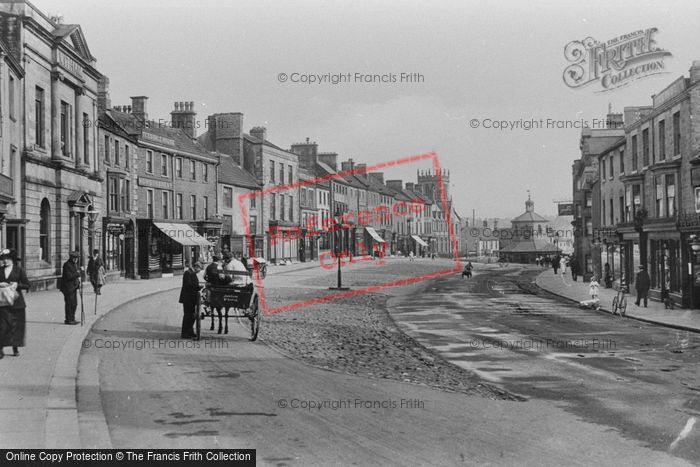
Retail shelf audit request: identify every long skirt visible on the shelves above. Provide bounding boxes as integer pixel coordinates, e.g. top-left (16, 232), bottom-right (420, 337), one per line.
top-left (0, 307), bottom-right (26, 348)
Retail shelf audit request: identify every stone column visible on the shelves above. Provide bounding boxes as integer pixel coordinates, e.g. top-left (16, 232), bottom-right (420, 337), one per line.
top-left (75, 87), bottom-right (88, 170)
top-left (51, 72), bottom-right (63, 161)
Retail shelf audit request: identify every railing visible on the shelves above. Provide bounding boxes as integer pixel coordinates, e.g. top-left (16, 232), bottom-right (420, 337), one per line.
top-left (0, 173), bottom-right (13, 199)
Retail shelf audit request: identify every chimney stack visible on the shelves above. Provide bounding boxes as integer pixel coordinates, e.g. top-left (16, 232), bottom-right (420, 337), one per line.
top-left (386, 179), bottom-right (403, 191)
top-left (130, 96), bottom-right (149, 121)
top-left (97, 76), bottom-right (111, 113)
top-left (318, 152), bottom-right (338, 171)
top-left (171, 100), bottom-right (197, 140)
top-left (369, 172), bottom-right (385, 185)
top-left (250, 126), bottom-right (267, 142)
top-left (340, 158), bottom-right (355, 172)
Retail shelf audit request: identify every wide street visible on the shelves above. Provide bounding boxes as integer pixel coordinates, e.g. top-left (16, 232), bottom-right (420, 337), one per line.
top-left (74, 258), bottom-right (698, 465)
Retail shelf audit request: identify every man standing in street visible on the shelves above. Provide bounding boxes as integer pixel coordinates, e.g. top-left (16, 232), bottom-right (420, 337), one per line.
top-left (635, 265), bottom-right (651, 307)
top-left (570, 256), bottom-right (580, 281)
top-left (61, 251), bottom-right (81, 325)
top-left (179, 262), bottom-right (202, 339)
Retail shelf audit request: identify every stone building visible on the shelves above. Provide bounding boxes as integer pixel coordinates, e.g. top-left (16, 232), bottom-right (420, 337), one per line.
top-left (499, 195), bottom-right (560, 263)
top-left (200, 115), bottom-right (300, 263)
top-left (0, 2), bottom-right (104, 289)
top-left (573, 114), bottom-right (624, 280)
top-left (107, 99), bottom-right (218, 278)
top-left (617, 62), bottom-right (700, 308)
top-left (0, 35), bottom-right (23, 261)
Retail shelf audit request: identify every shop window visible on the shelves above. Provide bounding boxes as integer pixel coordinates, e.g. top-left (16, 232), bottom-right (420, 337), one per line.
top-left (40, 199), bottom-right (50, 262)
top-left (673, 111), bottom-right (680, 156)
top-left (162, 191), bottom-right (169, 219)
top-left (619, 149), bottom-right (624, 173)
top-left (60, 101), bottom-right (71, 157)
top-left (665, 174), bottom-right (675, 217)
top-left (642, 128), bottom-right (649, 166)
top-left (223, 186), bottom-right (233, 208)
top-left (83, 113), bottom-right (90, 165)
top-left (146, 190), bottom-right (154, 218)
top-left (109, 177), bottom-right (119, 212)
top-left (146, 151), bottom-right (153, 173)
top-left (35, 87), bottom-right (45, 148)
top-left (655, 176), bottom-right (664, 218)
top-left (176, 193), bottom-right (183, 219)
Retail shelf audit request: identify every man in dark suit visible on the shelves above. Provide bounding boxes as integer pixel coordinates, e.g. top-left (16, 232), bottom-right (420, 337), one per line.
top-left (0, 249), bottom-right (30, 358)
top-left (635, 265), bottom-right (651, 307)
top-left (61, 251), bottom-right (81, 325)
top-left (179, 262), bottom-right (202, 338)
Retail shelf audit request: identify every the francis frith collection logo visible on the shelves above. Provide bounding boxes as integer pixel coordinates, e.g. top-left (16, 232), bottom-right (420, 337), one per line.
top-left (563, 28), bottom-right (672, 92)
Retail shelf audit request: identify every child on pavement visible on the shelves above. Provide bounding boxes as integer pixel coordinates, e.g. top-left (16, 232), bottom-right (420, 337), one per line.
top-left (589, 275), bottom-right (600, 300)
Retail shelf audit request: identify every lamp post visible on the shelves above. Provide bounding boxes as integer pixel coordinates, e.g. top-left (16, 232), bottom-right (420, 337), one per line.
top-left (689, 234), bottom-right (700, 310)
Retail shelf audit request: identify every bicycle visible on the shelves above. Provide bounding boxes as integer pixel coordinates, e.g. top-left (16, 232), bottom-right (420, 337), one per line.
top-left (611, 284), bottom-right (627, 317)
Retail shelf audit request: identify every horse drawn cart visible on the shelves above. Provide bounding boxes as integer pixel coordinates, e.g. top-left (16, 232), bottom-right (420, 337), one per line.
top-left (196, 268), bottom-right (261, 341)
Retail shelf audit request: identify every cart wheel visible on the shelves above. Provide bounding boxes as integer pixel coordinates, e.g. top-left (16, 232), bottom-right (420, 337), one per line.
top-left (620, 297), bottom-right (627, 317)
top-left (249, 298), bottom-right (260, 341)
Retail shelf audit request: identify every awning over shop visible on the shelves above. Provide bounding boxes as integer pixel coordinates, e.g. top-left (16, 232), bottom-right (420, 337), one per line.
top-left (365, 227), bottom-right (385, 243)
top-left (411, 235), bottom-right (428, 247)
top-left (153, 222), bottom-right (212, 247)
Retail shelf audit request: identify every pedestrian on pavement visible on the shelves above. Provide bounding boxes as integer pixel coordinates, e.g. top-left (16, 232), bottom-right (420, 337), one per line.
top-left (179, 261), bottom-right (203, 339)
top-left (560, 255), bottom-right (567, 275)
top-left (589, 275), bottom-right (600, 300)
top-left (545, 255), bottom-right (551, 268)
top-left (552, 255), bottom-right (560, 275)
top-left (0, 249), bottom-right (29, 358)
top-left (603, 263), bottom-right (612, 288)
top-left (60, 251), bottom-right (81, 325)
top-left (86, 249), bottom-right (106, 295)
top-left (634, 265), bottom-right (651, 307)
top-left (409, 251), bottom-right (415, 262)
top-left (570, 257), bottom-right (580, 281)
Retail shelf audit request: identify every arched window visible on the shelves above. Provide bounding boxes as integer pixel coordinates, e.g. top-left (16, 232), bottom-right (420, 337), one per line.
top-left (40, 198), bottom-right (50, 262)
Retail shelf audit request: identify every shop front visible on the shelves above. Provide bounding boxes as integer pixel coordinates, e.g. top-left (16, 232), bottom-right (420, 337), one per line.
top-left (411, 234), bottom-right (428, 257)
top-left (678, 212), bottom-right (700, 309)
top-left (102, 218), bottom-right (136, 279)
top-left (267, 220), bottom-right (300, 264)
top-left (137, 220), bottom-right (211, 278)
top-left (194, 219), bottom-right (223, 263)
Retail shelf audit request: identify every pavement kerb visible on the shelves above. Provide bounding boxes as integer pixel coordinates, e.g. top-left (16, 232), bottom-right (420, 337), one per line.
top-left (533, 272), bottom-right (700, 335)
top-left (47, 282), bottom-right (181, 449)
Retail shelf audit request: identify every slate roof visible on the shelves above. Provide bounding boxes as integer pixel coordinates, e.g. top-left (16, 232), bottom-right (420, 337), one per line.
top-left (499, 239), bottom-right (560, 253)
top-left (108, 110), bottom-right (213, 158)
top-left (218, 155), bottom-right (260, 189)
top-left (511, 210), bottom-right (549, 223)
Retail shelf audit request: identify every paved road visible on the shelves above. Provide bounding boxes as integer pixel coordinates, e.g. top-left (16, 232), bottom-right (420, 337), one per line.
top-left (78, 260), bottom-right (691, 465)
top-left (389, 265), bottom-right (700, 464)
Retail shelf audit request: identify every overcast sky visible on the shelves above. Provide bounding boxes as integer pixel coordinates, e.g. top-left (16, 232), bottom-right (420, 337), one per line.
top-left (40, 0), bottom-right (700, 219)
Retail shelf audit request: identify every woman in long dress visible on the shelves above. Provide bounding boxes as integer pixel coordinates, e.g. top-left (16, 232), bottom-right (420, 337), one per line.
top-left (0, 249), bottom-right (30, 358)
